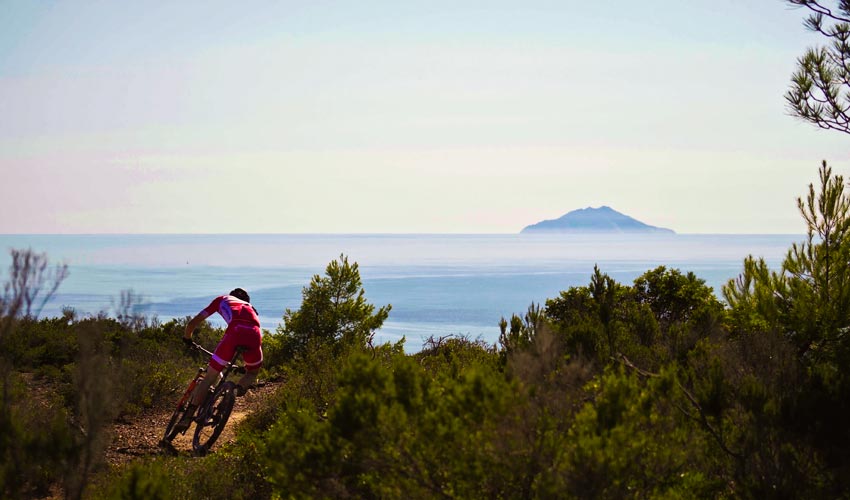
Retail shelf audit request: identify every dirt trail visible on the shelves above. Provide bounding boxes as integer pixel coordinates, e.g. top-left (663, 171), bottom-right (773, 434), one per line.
top-left (105, 382), bottom-right (279, 466)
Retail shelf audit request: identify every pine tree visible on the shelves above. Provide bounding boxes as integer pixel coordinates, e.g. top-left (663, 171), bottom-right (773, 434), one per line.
top-left (277, 254), bottom-right (391, 358)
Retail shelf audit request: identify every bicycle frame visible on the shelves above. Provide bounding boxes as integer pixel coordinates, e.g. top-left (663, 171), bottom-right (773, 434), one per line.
top-left (162, 341), bottom-right (246, 452)
top-left (192, 342), bottom-right (247, 389)
top-left (176, 367), bottom-right (206, 411)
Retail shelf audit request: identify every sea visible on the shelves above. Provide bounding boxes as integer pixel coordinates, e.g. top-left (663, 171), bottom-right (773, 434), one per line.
top-left (0, 234), bottom-right (801, 351)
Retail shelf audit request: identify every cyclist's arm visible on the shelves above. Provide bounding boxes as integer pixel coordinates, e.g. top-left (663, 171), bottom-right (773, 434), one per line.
top-left (184, 310), bottom-right (211, 341)
top-left (184, 296), bottom-right (225, 341)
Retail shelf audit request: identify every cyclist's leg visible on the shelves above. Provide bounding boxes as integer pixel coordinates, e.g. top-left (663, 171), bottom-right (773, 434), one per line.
top-left (174, 367), bottom-right (220, 433)
top-left (190, 368), bottom-right (221, 406)
top-left (236, 326), bottom-right (263, 395)
top-left (194, 329), bottom-right (239, 403)
top-left (236, 368), bottom-right (259, 396)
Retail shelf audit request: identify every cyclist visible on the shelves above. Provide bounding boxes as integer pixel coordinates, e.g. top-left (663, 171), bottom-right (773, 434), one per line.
top-left (173, 287), bottom-right (263, 433)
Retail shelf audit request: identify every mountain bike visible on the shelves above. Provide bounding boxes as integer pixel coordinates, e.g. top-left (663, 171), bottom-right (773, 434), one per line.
top-left (161, 342), bottom-right (246, 455)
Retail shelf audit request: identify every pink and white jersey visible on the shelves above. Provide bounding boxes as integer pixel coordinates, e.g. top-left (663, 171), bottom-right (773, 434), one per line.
top-left (203, 295), bottom-right (260, 327)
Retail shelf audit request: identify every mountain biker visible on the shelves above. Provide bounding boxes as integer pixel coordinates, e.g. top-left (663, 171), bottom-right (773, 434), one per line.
top-left (173, 287), bottom-right (263, 433)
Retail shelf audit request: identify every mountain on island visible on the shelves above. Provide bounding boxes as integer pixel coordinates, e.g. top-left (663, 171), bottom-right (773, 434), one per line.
top-left (521, 206), bottom-right (675, 234)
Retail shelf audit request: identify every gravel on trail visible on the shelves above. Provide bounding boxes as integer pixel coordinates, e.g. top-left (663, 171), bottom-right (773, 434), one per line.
top-left (105, 381), bottom-right (280, 466)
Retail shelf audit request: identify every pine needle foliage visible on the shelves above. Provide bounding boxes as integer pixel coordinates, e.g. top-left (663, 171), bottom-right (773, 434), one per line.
top-left (786, 0), bottom-right (850, 134)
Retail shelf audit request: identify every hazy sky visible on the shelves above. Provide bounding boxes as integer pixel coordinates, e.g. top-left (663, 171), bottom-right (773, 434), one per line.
top-left (1, 1), bottom-right (847, 234)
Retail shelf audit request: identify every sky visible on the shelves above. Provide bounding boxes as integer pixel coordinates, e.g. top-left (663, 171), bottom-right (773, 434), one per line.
top-left (1, 0), bottom-right (847, 234)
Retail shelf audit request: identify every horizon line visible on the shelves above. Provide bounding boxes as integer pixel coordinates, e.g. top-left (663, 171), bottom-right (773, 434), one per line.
top-left (0, 231), bottom-right (807, 237)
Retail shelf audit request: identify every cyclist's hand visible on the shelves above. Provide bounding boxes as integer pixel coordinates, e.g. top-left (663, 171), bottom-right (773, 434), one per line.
top-left (182, 337), bottom-right (194, 347)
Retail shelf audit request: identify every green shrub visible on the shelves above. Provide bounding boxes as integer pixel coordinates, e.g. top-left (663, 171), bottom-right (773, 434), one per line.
top-left (0, 369), bottom-right (76, 498)
top-left (261, 350), bottom-right (528, 498)
top-left (94, 440), bottom-right (270, 500)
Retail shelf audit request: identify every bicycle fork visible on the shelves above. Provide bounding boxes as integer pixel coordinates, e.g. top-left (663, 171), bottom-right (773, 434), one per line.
top-left (179, 367), bottom-right (206, 411)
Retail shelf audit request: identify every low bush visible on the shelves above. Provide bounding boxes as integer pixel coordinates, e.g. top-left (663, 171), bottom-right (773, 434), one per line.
top-left (93, 438), bottom-right (270, 500)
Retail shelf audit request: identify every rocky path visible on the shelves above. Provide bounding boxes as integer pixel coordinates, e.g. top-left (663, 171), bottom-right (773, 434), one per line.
top-left (105, 381), bottom-right (279, 466)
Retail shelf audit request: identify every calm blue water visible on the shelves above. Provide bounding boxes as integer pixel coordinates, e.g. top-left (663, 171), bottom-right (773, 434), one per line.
top-left (0, 234), bottom-right (800, 350)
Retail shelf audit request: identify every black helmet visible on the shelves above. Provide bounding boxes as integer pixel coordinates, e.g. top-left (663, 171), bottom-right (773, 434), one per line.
top-left (230, 288), bottom-right (250, 302)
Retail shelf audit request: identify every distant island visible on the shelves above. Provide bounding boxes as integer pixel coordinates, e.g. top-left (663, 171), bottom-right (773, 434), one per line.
top-left (521, 206), bottom-right (675, 234)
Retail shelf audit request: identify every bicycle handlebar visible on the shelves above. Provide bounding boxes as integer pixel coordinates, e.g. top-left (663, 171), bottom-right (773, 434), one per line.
top-left (189, 341), bottom-right (214, 357)
top-left (185, 340), bottom-right (247, 373)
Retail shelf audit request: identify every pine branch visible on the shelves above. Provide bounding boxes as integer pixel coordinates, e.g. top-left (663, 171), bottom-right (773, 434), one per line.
top-left (616, 354), bottom-right (745, 462)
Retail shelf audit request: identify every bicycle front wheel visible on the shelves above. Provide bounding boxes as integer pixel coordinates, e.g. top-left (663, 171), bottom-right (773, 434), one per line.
top-left (164, 384), bottom-right (196, 442)
top-left (192, 381), bottom-right (236, 453)
top-left (163, 404), bottom-right (184, 442)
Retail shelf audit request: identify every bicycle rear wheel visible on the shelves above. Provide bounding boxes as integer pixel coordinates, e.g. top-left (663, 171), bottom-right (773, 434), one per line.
top-left (192, 381), bottom-right (236, 454)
